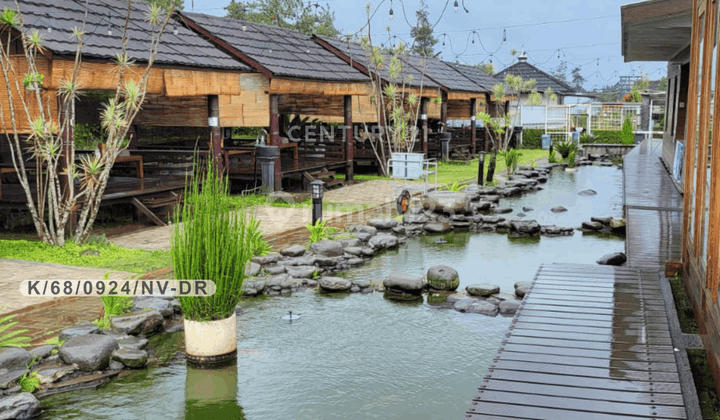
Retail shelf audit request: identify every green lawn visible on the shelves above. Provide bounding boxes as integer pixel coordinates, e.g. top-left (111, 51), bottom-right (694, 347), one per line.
top-left (0, 239), bottom-right (171, 274)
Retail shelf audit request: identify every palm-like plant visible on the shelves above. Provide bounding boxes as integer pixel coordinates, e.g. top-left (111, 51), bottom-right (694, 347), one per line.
top-left (0, 314), bottom-right (31, 348)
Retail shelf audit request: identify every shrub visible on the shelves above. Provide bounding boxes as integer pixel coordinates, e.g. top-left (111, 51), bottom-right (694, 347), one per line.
top-left (521, 129), bottom-right (544, 149)
top-left (567, 150), bottom-right (577, 168)
top-left (579, 133), bottom-right (592, 144)
top-left (306, 220), bottom-right (337, 245)
top-left (554, 139), bottom-right (577, 159)
top-left (500, 149), bottom-right (522, 174)
top-left (590, 130), bottom-right (623, 144)
top-left (621, 117), bottom-right (635, 145)
top-left (172, 160), bottom-right (254, 322)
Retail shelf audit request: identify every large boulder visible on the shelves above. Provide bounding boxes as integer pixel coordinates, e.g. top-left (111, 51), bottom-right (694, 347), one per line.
top-left (280, 245), bottom-right (305, 257)
top-left (422, 221), bottom-right (452, 233)
top-left (426, 265), bottom-right (460, 291)
top-left (597, 252), bottom-right (627, 266)
top-left (310, 240), bottom-right (344, 257)
top-left (58, 334), bottom-right (119, 372)
top-left (110, 310), bottom-right (164, 336)
top-left (368, 234), bottom-right (398, 250)
top-left (111, 348), bottom-right (148, 369)
top-left (453, 299), bottom-right (498, 316)
top-left (59, 321), bottom-right (100, 341)
top-left (368, 218), bottom-right (399, 230)
top-left (383, 274), bottom-right (424, 294)
top-left (466, 283), bottom-right (500, 297)
top-left (0, 393), bottom-right (40, 420)
top-left (318, 277), bottom-right (352, 293)
top-left (0, 349), bottom-right (30, 372)
top-left (421, 191), bottom-right (471, 214)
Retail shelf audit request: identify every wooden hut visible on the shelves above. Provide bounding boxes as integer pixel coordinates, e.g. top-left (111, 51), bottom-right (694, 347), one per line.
top-left (176, 12), bottom-right (372, 189)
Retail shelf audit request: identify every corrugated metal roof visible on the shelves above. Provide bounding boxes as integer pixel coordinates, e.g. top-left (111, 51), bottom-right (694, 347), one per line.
top-left (0, 0), bottom-right (248, 70)
top-left (180, 13), bottom-right (368, 82)
top-left (494, 60), bottom-right (576, 94)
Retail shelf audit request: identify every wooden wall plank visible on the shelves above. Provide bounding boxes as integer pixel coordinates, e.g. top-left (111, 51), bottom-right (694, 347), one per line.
top-left (219, 74), bottom-right (270, 127)
top-left (50, 59), bottom-right (165, 94)
top-left (269, 78), bottom-right (370, 96)
top-left (134, 95), bottom-right (207, 127)
top-left (164, 69), bottom-right (249, 97)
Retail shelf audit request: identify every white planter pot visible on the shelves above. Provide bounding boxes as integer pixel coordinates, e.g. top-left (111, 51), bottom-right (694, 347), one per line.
top-left (565, 167), bottom-right (577, 173)
top-left (184, 312), bottom-right (237, 365)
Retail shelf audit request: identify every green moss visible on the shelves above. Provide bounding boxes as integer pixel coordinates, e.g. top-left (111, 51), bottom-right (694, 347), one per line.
top-left (688, 349), bottom-right (720, 418)
top-left (146, 331), bottom-right (185, 367)
top-left (669, 275), bottom-right (699, 334)
top-left (0, 239), bottom-right (171, 274)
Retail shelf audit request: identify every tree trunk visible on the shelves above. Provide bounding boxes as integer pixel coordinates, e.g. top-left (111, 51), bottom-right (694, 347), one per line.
top-left (486, 151), bottom-right (497, 183)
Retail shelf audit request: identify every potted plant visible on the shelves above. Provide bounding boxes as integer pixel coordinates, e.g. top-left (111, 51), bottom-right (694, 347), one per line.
top-left (171, 159), bottom-right (255, 367)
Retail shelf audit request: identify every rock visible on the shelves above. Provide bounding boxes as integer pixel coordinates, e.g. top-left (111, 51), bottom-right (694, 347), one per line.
top-left (550, 206), bottom-right (568, 213)
top-left (446, 293), bottom-right (468, 303)
top-left (368, 234), bottom-right (398, 249)
top-left (349, 225), bottom-right (378, 236)
top-left (34, 364), bottom-right (77, 385)
top-left (516, 213), bottom-right (526, 218)
top-left (252, 253), bottom-right (282, 265)
top-left (421, 191), bottom-right (471, 214)
top-left (314, 256), bottom-right (336, 267)
top-left (58, 334), bottom-right (119, 372)
top-left (481, 215), bottom-right (504, 224)
top-left (352, 280), bottom-right (372, 289)
top-left (280, 245), bottom-right (305, 257)
top-left (422, 221), bottom-right (453, 233)
top-left (305, 279), bottom-right (318, 288)
top-left (0, 349), bottom-right (30, 372)
top-left (609, 218), bottom-right (626, 233)
top-left (499, 301), bottom-right (521, 315)
top-left (28, 345), bottom-right (56, 360)
top-left (59, 321), bottom-right (100, 341)
top-left (578, 189), bottom-right (598, 196)
top-left (368, 218), bottom-right (399, 230)
top-left (391, 225), bottom-right (406, 235)
top-left (426, 265), bottom-right (460, 291)
top-left (347, 258), bottom-right (364, 266)
top-left (241, 286), bottom-right (259, 297)
top-left (597, 252), bottom-right (627, 266)
top-left (245, 262), bottom-right (261, 276)
top-left (591, 217), bottom-right (612, 225)
top-left (453, 299), bottom-right (498, 316)
top-left (264, 265), bottom-right (286, 275)
top-left (344, 247), bottom-right (363, 256)
top-left (490, 292), bottom-right (518, 302)
top-left (0, 370), bottom-right (24, 389)
top-left (109, 360), bottom-right (124, 370)
top-left (500, 187), bottom-right (522, 197)
top-left (80, 249), bottom-right (100, 257)
top-left (466, 283), bottom-right (500, 297)
top-left (452, 221), bottom-right (471, 229)
top-left (493, 207), bottom-right (513, 215)
top-left (522, 207), bottom-right (534, 212)
top-left (361, 247), bottom-right (375, 257)
top-left (112, 348), bottom-right (148, 369)
top-left (514, 281), bottom-right (532, 289)
top-left (310, 240), bottom-right (344, 257)
top-left (354, 231), bottom-right (372, 242)
top-left (350, 285), bottom-right (361, 293)
top-left (285, 266), bottom-right (318, 279)
top-left (110, 311), bottom-right (164, 336)
top-left (483, 195), bottom-right (501, 204)
top-left (279, 256), bottom-right (317, 266)
top-left (496, 220), bottom-right (512, 230)
top-left (318, 277), bottom-right (352, 292)
top-left (266, 274), bottom-right (290, 288)
top-left (515, 286), bottom-right (530, 298)
top-left (510, 220), bottom-right (541, 236)
top-left (582, 221), bottom-right (604, 231)
top-left (537, 176), bottom-right (548, 184)
top-left (116, 336), bottom-right (148, 351)
top-left (133, 297), bottom-right (174, 318)
top-left (471, 201), bottom-right (492, 212)
top-left (0, 393), bottom-right (40, 419)
top-left (383, 274), bottom-right (424, 293)
top-left (338, 238), bottom-right (361, 248)
top-left (164, 320), bottom-right (184, 333)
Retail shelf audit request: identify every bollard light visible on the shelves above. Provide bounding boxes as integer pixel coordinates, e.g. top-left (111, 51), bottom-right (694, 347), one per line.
top-left (310, 180), bottom-right (325, 225)
top-left (477, 152), bottom-right (486, 186)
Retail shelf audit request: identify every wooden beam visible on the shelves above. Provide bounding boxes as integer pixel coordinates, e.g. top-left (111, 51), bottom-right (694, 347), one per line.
top-left (312, 36), bottom-right (371, 76)
top-left (441, 91), bottom-right (448, 127)
top-left (471, 98), bottom-right (477, 156)
top-left (131, 198), bottom-right (166, 227)
top-left (448, 91), bottom-right (485, 101)
top-left (344, 95), bottom-right (353, 181)
top-left (269, 78), bottom-right (370, 96)
top-left (270, 94), bottom-right (282, 191)
top-left (421, 97), bottom-right (429, 156)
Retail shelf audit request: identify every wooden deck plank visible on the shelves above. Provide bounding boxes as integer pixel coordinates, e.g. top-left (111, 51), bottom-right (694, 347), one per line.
top-left (504, 336), bottom-right (674, 353)
top-left (499, 343), bottom-right (677, 362)
top-left (524, 295), bottom-right (666, 309)
top-left (509, 328), bottom-right (673, 346)
top-left (496, 351), bottom-right (678, 373)
top-left (512, 321), bottom-right (671, 338)
top-left (516, 316), bottom-right (671, 330)
top-left (518, 309), bottom-right (668, 325)
top-left (467, 401), bottom-right (679, 420)
top-left (484, 369), bottom-right (682, 393)
top-left (489, 360), bottom-right (679, 382)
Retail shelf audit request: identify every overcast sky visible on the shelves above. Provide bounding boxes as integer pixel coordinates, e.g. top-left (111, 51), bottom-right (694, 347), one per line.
top-left (182, 0), bottom-right (667, 91)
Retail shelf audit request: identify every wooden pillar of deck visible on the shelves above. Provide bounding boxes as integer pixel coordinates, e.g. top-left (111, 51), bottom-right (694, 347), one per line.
top-left (470, 98), bottom-right (477, 157)
top-left (207, 95), bottom-right (223, 174)
top-left (421, 97), bottom-right (429, 156)
top-left (441, 91), bottom-right (448, 130)
top-left (270, 94), bottom-right (282, 191)
top-left (59, 96), bottom-right (76, 234)
top-left (344, 95), bottom-right (354, 181)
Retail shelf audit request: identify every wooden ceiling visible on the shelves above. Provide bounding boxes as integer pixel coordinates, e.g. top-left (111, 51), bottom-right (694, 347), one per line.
top-left (621, 0), bottom-right (692, 62)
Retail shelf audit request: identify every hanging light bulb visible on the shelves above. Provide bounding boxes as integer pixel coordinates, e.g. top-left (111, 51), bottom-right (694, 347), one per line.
top-left (389, 2), bottom-right (394, 20)
top-left (107, 24), bottom-right (112, 36)
top-left (557, 50), bottom-right (560, 59)
top-left (172, 24), bottom-right (178, 35)
top-left (242, 24), bottom-right (247, 31)
top-left (471, 31), bottom-right (475, 44)
top-left (489, 57), bottom-right (493, 64)
top-left (453, 0), bottom-right (459, 12)
top-left (47, 27), bottom-right (52, 33)
top-left (502, 29), bottom-right (506, 42)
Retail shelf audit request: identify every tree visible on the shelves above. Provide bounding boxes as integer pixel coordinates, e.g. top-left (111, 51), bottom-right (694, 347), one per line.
top-left (139, 0), bottom-right (183, 12)
top-left (658, 76), bottom-right (668, 92)
top-left (622, 77), bottom-right (649, 102)
top-left (410, 0), bottom-right (437, 57)
top-left (477, 62), bottom-right (495, 76)
top-left (551, 60), bottom-right (567, 82)
top-left (570, 67), bottom-right (585, 92)
top-left (225, 0), bottom-right (339, 37)
top-left (0, 1), bottom-right (179, 245)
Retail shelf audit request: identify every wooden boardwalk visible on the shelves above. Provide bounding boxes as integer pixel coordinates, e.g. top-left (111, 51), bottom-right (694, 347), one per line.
top-left (465, 263), bottom-right (687, 420)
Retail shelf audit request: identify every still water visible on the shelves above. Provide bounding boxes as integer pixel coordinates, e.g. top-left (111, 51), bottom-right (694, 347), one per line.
top-left (40, 166), bottom-right (624, 420)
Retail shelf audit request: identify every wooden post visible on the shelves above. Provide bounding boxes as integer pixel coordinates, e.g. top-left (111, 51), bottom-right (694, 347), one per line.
top-left (441, 91), bottom-right (448, 130)
top-left (421, 97), bottom-right (429, 156)
top-left (344, 95), bottom-right (354, 181)
top-left (270, 94), bottom-right (282, 191)
top-left (207, 95), bottom-right (223, 174)
top-left (59, 96), bottom-right (76, 234)
top-left (470, 98), bottom-right (477, 157)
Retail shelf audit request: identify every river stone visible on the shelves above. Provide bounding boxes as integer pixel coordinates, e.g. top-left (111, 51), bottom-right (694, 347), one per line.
top-left (591, 217), bottom-right (612, 225)
top-left (578, 189), bottom-right (598, 196)
top-left (28, 345), bottom-right (56, 360)
top-left (610, 218), bottom-right (626, 233)
top-left (515, 286), bottom-right (530, 298)
top-left (0, 393), bottom-right (40, 420)
top-left (266, 274), bottom-right (289, 287)
top-left (501, 187), bottom-right (522, 197)
top-left (350, 285), bottom-right (361, 293)
top-left (490, 292), bottom-right (518, 302)
top-left (352, 280), bottom-right (372, 289)
top-left (403, 213), bottom-right (430, 225)
top-left (245, 262), bottom-right (261, 276)
top-left (514, 281), bottom-right (532, 289)
top-left (472, 201), bottom-right (492, 212)
top-left (58, 334), bottom-right (118, 372)
top-left (34, 364), bottom-right (77, 385)
top-left (305, 279), bottom-right (319, 288)
top-left (349, 225), bottom-right (378, 236)
top-left (112, 348), bottom-right (148, 369)
top-left (110, 311), bottom-right (163, 336)
top-left (597, 252), bottom-right (627, 266)
top-left (347, 258), bottom-right (364, 266)
top-left (453, 299), bottom-right (498, 316)
top-left (510, 220), bottom-right (541, 235)
top-left (499, 300), bottom-right (521, 315)
top-left (445, 294), bottom-right (466, 304)
top-left (354, 232), bottom-right (372, 242)
top-left (314, 256), bottom-right (337, 267)
top-left (116, 336), bottom-right (148, 351)
top-left (483, 195), bottom-right (500, 204)
top-left (280, 245), bottom-right (305, 257)
top-left (368, 218), bottom-right (398, 230)
top-left (0, 349), bottom-right (30, 372)
top-left (391, 226), bottom-right (406, 235)
top-left (421, 191), bottom-right (471, 214)
top-left (252, 253), bottom-right (282, 265)
top-left (550, 206), bottom-right (568, 213)
top-left (361, 247), bottom-right (375, 257)
top-left (310, 240), bottom-right (344, 257)
top-left (59, 321), bottom-right (101, 341)
top-left (285, 266), bottom-right (317, 279)
top-left (318, 277), bottom-right (352, 292)
top-left (0, 370), bottom-right (24, 389)
top-left (481, 215), bottom-right (504, 224)
top-left (516, 213), bottom-right (526, 218)
top-left (522, 207), bottom-right (534, 212)
top-left (264, 265), bottom-right (286, 275)
top-left (383, 274), bottom-right (424, 293)
top-left (384, 289), bottom-right (423, 302)
top-left (344, 247), bottom-right (363, 256)
top-left (493, 207), bottom-right (513, 215)
top-left (241, 286), bottom-right (259, 297)
top-left (422, 221), bottom-right (452, 233)
top-left (582, 221), bottom-right (604, 231)
top-left (426, 265), bottom-right (460, 291)
top-left (109, 361), bottom-right (124, 370)
top-left (133, 297), bottom-right (174, 318)
top-left (368, 234), bottom-right (398, 249)
top-left (338, 238), bottom-right (361, 248)
top-left (279, 256), bottom-right (317, 266)
top-left (466, 283), bottom-right (500, 297)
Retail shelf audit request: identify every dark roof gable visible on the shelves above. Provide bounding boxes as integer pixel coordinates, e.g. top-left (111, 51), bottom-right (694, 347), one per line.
top-left (494, 60), bottom-right (576, 94)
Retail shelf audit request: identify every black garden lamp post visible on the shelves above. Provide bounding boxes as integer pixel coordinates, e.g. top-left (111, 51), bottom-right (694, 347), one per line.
top-left (311, 180), bottom-right (325, 225)
top-left (477, 152), bottom-right (486, 186)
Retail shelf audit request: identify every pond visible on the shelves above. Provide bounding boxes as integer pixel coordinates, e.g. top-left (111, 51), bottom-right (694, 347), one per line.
top-left (40, 165), bottom-right (625, 420)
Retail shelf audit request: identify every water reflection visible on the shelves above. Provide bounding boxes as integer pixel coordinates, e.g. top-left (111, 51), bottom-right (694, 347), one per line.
top-left (185, 363), bottom-right (244, 419)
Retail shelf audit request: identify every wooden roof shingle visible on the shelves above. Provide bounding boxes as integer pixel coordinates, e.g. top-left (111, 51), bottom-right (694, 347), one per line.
top-left (0, 0), bottom-right (249, 70)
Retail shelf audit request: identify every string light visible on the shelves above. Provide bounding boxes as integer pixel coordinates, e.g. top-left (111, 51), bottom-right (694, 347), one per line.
top-left (453, 0), bottom-right (459, 12)
top-left (242, 24), bottom-right (247, 31)
top-left (502, 29), bottom-right (506, 42)
top-left (172, 24), bottom-right (178, 35)
top-left (389, 0), bottom-right (394, 21)
top-left (47, 27), bottom-right (52, 33)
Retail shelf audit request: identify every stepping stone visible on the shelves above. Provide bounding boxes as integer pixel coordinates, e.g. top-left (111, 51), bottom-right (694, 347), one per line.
top-left (111, 348), bottom-right (148, 369)
top-left (59, 322), bottom-right (100, 341)
top-left (58, 335), bottom-right (119, 372)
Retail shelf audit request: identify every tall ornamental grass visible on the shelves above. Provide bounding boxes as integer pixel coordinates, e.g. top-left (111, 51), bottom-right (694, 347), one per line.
top-left (171, 161), bottom-right (253, 322)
